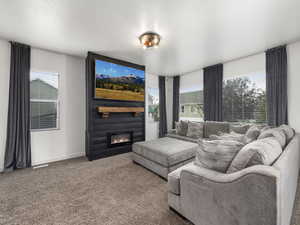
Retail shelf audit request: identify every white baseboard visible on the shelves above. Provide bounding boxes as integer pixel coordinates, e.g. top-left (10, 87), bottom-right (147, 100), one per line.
top-left (32, 152), bottom-right (85, 167)
top-left (0, 152), bottom-right (85, 172)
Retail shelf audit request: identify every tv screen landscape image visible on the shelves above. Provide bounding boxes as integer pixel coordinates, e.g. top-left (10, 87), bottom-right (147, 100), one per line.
top-left (94, 59), bottom-right (145, 102)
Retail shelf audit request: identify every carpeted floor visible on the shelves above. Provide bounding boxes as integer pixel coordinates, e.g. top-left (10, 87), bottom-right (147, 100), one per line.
top-left (0, 153), bottom-right (300, 225)
top-left (0, 153), bottom-right (191, 225)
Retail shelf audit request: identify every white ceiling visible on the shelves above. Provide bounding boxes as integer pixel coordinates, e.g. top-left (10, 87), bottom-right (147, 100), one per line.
top-left (0, 0), bottom-right (300, 76)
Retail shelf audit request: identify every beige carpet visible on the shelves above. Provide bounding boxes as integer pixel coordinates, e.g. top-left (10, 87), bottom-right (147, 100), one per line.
top-left (0, 153), bottom-right (299, 225)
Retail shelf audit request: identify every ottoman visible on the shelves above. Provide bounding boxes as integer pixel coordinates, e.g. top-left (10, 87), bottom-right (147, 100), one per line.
top-left (132, 137), bottom-right (198, 179)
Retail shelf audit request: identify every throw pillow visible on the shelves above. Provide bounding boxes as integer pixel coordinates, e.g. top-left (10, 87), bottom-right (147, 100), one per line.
top-left (186, 122), bottom-right (204, 139)
top-left (230, 124), bottom-right (250, 134)
top-left (175, 120), bottom-right (188, 136)
top-left (195, 139), bottom-right (244, 173)
top-left (258, 128), bottom-right (286, 148)
top-left (279, 124), bottom-right (295, 143)
top-left (227, 137), bottom-right (282, 173)
top-left (204, 121), bottom-right (230, 138)
top-left (243, 125), bottom-right (260, 144)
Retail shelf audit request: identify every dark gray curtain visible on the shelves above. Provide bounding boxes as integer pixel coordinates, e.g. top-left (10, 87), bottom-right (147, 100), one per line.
top-left (266, 45), bottom-right (288, 126)
top-left (159, 76), bottom-right (167, 137)
top-left (4, 42), bottom-right (31, 171)
top-left (203, 64), bottom-right (223, 121)
top-left (172, 76), bottom-right (180, 129)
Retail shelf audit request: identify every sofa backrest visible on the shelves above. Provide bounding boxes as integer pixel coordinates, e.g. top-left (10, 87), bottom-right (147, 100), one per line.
top-left (203, 121), bottom-right (230, 138)
top-left (273, 134), bottom-right (300, 225)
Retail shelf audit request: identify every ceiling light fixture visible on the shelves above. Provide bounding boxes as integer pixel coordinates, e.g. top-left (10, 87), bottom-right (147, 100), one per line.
top-left (139, 32), bottom-right (160, 49)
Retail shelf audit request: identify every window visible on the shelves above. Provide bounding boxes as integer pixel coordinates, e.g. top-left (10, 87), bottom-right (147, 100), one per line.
top-left (30, 71), bottom-right (59, 130)
top-left (148, 87), bottom-right (159, 122)
top-left (222, 72), bottom-right (266, 123)
top-left (179, 72), bottom-right (204, 122)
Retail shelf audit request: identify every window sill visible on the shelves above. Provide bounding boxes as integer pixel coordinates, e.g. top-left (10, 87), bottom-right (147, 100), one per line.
top-left (31, 128), bottom-right (60, 132)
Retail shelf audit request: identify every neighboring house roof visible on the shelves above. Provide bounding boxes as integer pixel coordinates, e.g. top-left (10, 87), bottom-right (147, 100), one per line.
top-left (180, 90), bottom-right (203, 105)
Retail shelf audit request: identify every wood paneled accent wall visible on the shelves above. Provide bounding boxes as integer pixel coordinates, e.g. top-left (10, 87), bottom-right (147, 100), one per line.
top-left (85, 52), bottom-right (145, 160)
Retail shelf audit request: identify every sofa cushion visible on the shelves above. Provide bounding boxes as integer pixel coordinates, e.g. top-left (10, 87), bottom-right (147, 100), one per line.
top-left (209, 131), bottom-right (244, 143)
top-left (194, 139), bottom-right (244, 173)
top-left (243, 125), bottom-right (261, 144)
top-left (186, 121), bottom-right (204, 139)
top-left (175, 120), bottom-right (189, 136)
top-left (227, 137), bottom-right (282, 173)
top-left (258, 128), bottom-right (286, 148)
top-left (166, 133), bottom-right (198, 143)
top-left (132, 137), bottom-right (198, 167)
top-left (279, 124), bottom-right (295, 143)
top-left (204, 121), bottom-right (230, 138)
top-left (230, 124), bottom-right (250, 134)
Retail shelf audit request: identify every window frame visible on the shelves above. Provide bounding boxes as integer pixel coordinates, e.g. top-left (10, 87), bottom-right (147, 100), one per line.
top-left (30, 71), bottom-right (60, 132)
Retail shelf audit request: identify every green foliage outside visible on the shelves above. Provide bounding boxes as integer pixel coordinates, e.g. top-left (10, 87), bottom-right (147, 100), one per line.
top-left (223, 77), bottom-right (266, 123)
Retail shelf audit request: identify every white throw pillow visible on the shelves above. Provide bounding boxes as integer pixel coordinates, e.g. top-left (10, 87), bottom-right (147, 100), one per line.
top-left (258, 128), bottom-right (286, 148)
top-left (243, 125), bottom-right (261, 144)
top-left (227, 137), bottom-right (282, 173)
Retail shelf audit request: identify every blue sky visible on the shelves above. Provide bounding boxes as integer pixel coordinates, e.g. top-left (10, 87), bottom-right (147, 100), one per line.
top-left (96, 59), bottom-right (144, 78)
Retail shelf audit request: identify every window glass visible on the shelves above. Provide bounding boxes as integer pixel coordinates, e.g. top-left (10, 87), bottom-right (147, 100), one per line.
top-left (30, 72), bottom-right (59, 130)
top-left (223, 72), bottom-right (266, 123)
top-left (148, 88), bottom-right (159, 122)
top-left (179, 72), bottom-right (204, 122)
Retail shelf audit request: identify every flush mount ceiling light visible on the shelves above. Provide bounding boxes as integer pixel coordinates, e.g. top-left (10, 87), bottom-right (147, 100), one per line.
top-left (139, 32), bottom-right (160, 49)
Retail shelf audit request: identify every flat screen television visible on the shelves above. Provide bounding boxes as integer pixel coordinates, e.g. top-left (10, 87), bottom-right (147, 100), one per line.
top-left (94, 58), bottom-right (145, 102)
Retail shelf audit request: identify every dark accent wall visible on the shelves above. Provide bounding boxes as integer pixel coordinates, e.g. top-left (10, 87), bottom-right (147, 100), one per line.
top-left (85, 52), bottom-right (145, 160)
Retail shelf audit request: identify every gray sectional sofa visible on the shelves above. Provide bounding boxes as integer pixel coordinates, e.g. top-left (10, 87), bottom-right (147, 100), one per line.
top-left (132, 121), bottom-right (230, 178)
top-left (168, 131), bottom-right (300, 225)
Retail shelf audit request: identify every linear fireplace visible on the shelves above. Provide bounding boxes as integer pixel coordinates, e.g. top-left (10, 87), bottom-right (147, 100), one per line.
top-left (107, 131), bottom-right (133, 148)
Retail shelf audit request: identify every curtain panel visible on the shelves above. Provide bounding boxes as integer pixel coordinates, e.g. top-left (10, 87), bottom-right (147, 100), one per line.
top-left (203, 64), bottom-right (223, 121)
top-left (4, 42), bottom-right (31, 171)
top-left (159, 76), bottom-right (167, 137)
top-left (266, 45), bottom-right (288, 126)
top-left (172, 76), bottom-right (180, 129)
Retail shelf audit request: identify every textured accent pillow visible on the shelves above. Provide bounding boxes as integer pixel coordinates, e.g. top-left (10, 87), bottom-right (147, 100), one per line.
top-left (279, 124), bottom-right (295, 143)
top-left (209, 131), bottom-right (244, 143)
top-left (175, 121), bottom-right (188, 136)
top-left (230, 124), bottom-right (250, 134)
top-left (227, 137), bottom-right (282, 173)
top-left (186, 122), bottom-right (204, 139)
top-left (243, 125), bottom-right (261, 144)
top-left (204, 121), bottom-right (230, 138)
top-left (258, 128), bottom-right (286, 148)
top-left (260, 125), bottom-right (271, 132)
top-left (195, 139), bottom-right (244, 173)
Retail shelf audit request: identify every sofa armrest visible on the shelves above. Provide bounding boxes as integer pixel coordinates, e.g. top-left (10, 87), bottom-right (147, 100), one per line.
top-left (180, 164), bottom-right (280, 225)
top-left (180, 164), bottom-right (280, 184)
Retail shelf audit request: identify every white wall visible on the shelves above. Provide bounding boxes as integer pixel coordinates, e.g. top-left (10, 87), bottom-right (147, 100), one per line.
top-left (30, 48), bottom-right (85, 165)
top-left (0, 40), bottom-right (10, 171)
top-left (287, 41), bottom-right (300, 132)
top-left (223, 53), bottom-right (265, 79)
top-left (180, 70), bottom-right (204, 92)
top-left (0, 42), bottom-right (85, 171)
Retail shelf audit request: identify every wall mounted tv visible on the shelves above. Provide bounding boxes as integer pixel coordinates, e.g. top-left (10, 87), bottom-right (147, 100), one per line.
top-left (94, 58), bottom-right (145, 102)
